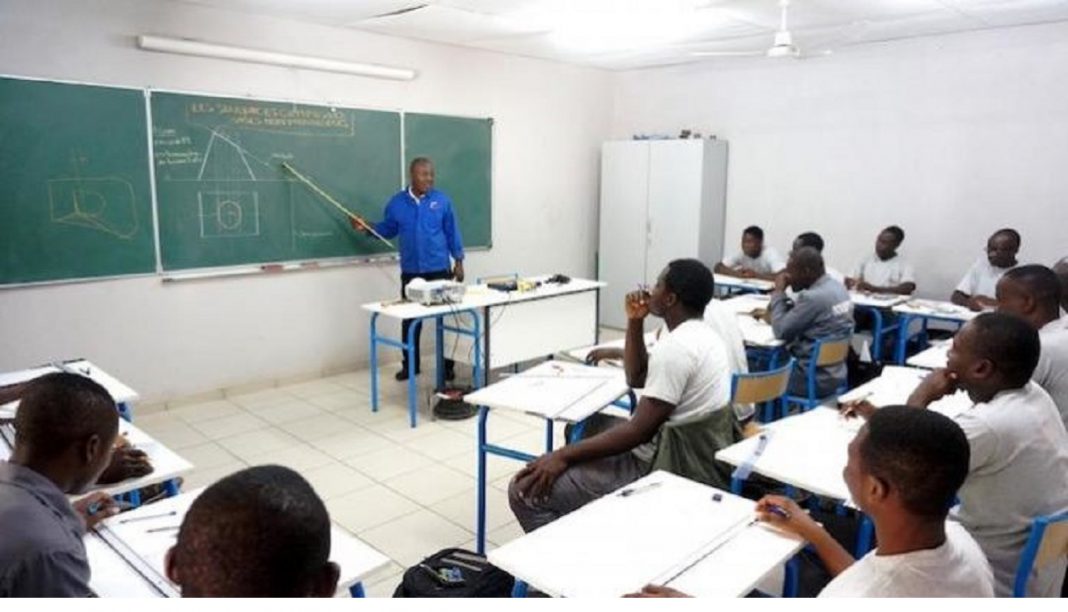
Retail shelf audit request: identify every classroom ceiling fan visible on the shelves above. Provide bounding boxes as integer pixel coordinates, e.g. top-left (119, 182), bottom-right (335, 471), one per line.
top-left (689, 0), bottom-right (838, 60)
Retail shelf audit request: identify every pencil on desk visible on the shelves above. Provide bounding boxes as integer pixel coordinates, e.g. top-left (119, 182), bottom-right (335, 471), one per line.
top-left (119, 510), bottom-right (178, 524)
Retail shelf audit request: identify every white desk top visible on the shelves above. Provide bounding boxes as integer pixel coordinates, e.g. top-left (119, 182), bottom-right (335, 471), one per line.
top-left (92, 488), bottom-right (391, 597)
top-left (849, 291), bottom-right (910, 309)
top-left (0, 360), bottom-right (139, 418)
top-left (464, 361), bottom-right (628, 423)
top-left (718, 295), bottom-right (784, 348)
top-left (361, 276), bottom-right (605, 320)
top-left (488, 471), bottom-right (803, 597)
top-left (0, 421), bottom-right (193, 499)
top-left (838, 365), bottom-right (972, 418)
top-left (716, 275), bottom-right (775, 292)
top-left (892, 299), bottom-right (978, 322)
top-left (563, 332), bottom-right (658, 367)
top-left (906, 340), bottom-right (951, 370)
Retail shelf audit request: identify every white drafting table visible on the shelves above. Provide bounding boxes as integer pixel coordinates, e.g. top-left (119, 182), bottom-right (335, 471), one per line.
top-left (91, 488), bottom-right (391, 598)
top-left (907, 339), bottom-right (951, 370)
top-left (715, 275), bottom-right (775, 294)
top-left (848, 291), bottom-right (909, 309)
top-left (0, 420), bottom-right (192, 499)
top-left (0, 359), bottom-right (140, 420)
top-left (464, 360), bottom-right (632, 554)
top-left (488, 471), bottom-right (805, 598)
top-left (717, 294), bottom-right (785, 349)
top-left (891, 299), bottom-right (978, 364)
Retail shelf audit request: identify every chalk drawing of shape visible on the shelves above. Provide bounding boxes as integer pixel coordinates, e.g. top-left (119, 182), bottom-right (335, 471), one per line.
top-left (48, 177), bottom-right (139, 239)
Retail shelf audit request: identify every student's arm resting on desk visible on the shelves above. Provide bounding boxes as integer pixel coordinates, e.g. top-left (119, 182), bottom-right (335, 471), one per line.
top-left (513, 396), bottom-right (675, 500)
top-left (857, 280), bottom-right (916, 295)
top-left (756, 496), bottom-right (856, 578)
top-left (951, 290), bottom-right (994, 312)
top-left (768, 290), bottom-right (817, 342)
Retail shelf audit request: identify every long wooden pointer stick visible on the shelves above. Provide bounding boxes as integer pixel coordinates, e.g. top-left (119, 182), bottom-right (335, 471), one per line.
top-left (281, 162), bottom-right (395, 249)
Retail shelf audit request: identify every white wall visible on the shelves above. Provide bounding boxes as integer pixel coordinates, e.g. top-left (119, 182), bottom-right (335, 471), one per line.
top-left (611, 21), bottom-right (1068, 298)
top-left (0, 0), bottom-right (612, 402)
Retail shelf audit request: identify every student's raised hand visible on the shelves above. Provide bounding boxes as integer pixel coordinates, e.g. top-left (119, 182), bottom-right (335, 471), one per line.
top-left (755, 495), bottom-right (819, 540)
top-left (513, 452), bottom-right (568, 502)
top-left (838, 400), bottom-right (876, 421)
top-left (773, 271), bottom-right (790, 293)
top-left (73, 491), bottom-right (121, 529)
top-left (623, 585), bottom-right (691, 598)
top-left (96, 446), bottom-right (154, 485)
top-left (907, 368), bottom-right (959, 408)
top-left (624, 290), bottom-right (650, 321)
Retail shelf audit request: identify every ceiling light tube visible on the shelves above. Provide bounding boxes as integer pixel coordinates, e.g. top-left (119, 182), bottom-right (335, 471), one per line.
top-left (137, 35), bottom-right (416, 81)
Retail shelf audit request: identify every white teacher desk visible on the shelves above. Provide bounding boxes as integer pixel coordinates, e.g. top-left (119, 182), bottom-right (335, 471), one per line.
top-left (363, 276), bottom-right (604, 427)
top-left (89, 488), bottom-right (391, 597)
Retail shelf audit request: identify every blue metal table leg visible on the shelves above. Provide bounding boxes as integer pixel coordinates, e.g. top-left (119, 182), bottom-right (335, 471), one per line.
top-left (731, 477), bottom-right (743, 496)
top-left (783, 555), bottom-right (800, 597)
top-left (349, 583), bottom-right (366, 597)
top-left (894, 314), bottom-right (913, 364)
top-left (870, 306), bottom-right (884, 363)
top-left (477, 406), bottom-right (489, 555)
top-left (511, 580), bottom-right (529, 597)
top-left (164, 478), bottom-right (180, 497)
top-left (370, 313), bottom-right (380, 413)
top-left (567, 420), bottom-right (587, 444)
top-left (127, 488), bottom-right (142, 508)
top-left (406, 320), bottom-right (420, 428)
top-left (117, 402), bottom-right (133, 422)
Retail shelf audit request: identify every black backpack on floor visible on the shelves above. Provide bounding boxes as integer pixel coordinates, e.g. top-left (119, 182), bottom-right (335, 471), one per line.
top-left (393, 547), bottom-right (515, 598)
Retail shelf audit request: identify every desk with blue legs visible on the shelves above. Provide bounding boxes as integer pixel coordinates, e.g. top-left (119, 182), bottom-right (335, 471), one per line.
top-left (90, 488), bottom-right (391, 597)
top-left (891, 300), bottom-right (977, 364)
top-left (487, 471), bottom-right (806, 597)
top-left (715, 275), bottom-right (775, 296)
top-left (0, 359), bottom-right (140, 421)
top-left (849, 292), bottom-right (909, 363)
top-left (462, 360), bottom-right (632, 554)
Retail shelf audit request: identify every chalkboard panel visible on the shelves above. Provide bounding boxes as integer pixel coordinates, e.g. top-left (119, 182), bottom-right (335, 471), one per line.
top-left (0, 77), bottom-right (155, 284)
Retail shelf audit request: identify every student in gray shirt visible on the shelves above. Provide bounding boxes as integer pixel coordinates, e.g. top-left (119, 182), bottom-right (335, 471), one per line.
top-left (769, 247), bottom-right (854, 398)
top-left (0, 373), bottom-right (121, 597)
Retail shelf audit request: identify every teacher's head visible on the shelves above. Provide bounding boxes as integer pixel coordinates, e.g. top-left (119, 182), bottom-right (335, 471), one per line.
top-left (409, 157), bottom-right (434, 196)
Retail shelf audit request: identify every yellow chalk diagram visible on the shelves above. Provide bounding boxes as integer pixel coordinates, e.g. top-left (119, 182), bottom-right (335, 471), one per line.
top-left (47, 177), bottom-right (139, 239)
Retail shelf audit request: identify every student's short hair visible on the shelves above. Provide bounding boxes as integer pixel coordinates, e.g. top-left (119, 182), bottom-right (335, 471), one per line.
top-left (795, 232), bottom-right (824, 252)
top-left (172, 466), bottom-right (332, 597)
top-left (860, 407), bottom-right (970, 518)
top-left (992, 228), bottom-right (1021, 248)
top-left (1003, 265), bottom-right (1062, 313)
top-left (789, 246), bottom-right (825, 276)
top-left (743, 225), bottom-right (764, 241)
top-left (882, 225), bottom-right (905, 244)
top-left (662, 259), bottom-right (715, 313)
top-left (968, 312), bottom-right (1040, 387)
top-left (14, 373), bottom-right (117, 459)
top-left (409, 157), bottom-right (432, 171)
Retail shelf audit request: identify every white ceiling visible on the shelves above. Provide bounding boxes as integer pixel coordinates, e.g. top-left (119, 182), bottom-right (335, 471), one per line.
top-left (162, 0), bottom-right (1068, 69)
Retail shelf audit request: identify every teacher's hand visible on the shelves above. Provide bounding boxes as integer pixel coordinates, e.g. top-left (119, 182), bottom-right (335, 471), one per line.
top-left (453, 261), bottom-right (465, 283)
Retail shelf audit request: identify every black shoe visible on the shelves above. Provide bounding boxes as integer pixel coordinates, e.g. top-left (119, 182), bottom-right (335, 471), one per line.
top-left (444, 367), bottom-right (456, 382)
top-left (395, 367), bottom-right (419, 381)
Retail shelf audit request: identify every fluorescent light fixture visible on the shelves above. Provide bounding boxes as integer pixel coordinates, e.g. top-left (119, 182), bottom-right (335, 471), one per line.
top-left (137, 35), bottom-right (416, 81)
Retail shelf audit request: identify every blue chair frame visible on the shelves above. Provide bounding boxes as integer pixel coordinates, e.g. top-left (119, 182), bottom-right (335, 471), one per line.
top-left (730, 358), bottom-right (796, 423)
top-left (783, 336), bottom-right (850, 412)
top-left (1013, 511), bottom-right (1068, 597)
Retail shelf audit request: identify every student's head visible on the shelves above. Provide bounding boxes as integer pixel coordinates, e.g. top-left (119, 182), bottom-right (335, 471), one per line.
top-left (947, 313), bottom-right (1040, 398)
top-left (792, 231), bottom-right (824, 254)
top-left (875, 226), bottom-right (904, 261)
top-left (996, 265), bottom-right (1062, 328)
top-left (985, 228), bottom-right (1020, 269)
top-left (409, 157), bottom-right (434, 195)
top-left (741, 225), bottom-right (765, 258)
top-left (844, 407), bottom-right (970, 522)
top-left (12, 373), bottom-right (118, 494)
top-left (785, 247), bottom-right (825, 292)
top-left (650, 259), bottom-right (715, 320)
top-left (1053, 257), bottom-right (1068, 312)
top-left (166, 465), bottom-right (339, 598)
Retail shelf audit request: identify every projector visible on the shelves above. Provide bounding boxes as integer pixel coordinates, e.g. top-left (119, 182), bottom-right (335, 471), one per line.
top-left (405, 278), bottom-right (466, 306)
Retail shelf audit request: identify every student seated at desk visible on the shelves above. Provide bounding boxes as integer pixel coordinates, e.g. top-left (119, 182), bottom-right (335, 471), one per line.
top-left (0, 373), bottom-right (121, 597)
top-left (845, 225), bottom-right (916, 295)
top-left (769, 247), bottom-right (854, 397)
top-left (792, 232), bottom-right (845, 285)
top-left (165, 465), bottom-right (339, 597)
top-left (951, 228), bottom-right (1020, 312)
top-left (509, 259), bottom-right (734, 532)
top-left (997, 265), bottom-right (1068, 427)
top-left (1054, 257), bottom-right (1068, 312)
top-left (630, 407), bottom-right (995, 598)
top-left (714, 225), bottom-right (785, 281)
top-left (903, 313), bottom-right (1068, 597)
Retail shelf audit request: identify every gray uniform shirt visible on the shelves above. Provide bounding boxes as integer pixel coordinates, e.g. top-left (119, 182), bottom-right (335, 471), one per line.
top-left (769, 274), bottom-right (854, 396)
top-left (0, 461), bottom-right (93, 597)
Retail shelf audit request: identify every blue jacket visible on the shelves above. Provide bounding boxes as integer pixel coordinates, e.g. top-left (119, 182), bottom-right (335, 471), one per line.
top-left (373, 187), bottom-right (464, 274)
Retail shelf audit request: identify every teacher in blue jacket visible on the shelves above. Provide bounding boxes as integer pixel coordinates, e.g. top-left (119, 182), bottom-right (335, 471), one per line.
top-left (354, 157), bottom-right (465, 381)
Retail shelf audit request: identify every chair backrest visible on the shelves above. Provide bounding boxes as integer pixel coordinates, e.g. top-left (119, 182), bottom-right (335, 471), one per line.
top-left (815, 336), bottom-right (851, 367)
top-left (731, 358), bottom-right (796, 405)
top-left (1013, 511), bottom-right (1068, 597)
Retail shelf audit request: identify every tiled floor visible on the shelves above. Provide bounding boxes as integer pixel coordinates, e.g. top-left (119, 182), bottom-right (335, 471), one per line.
top-left (135, 363), bottom-right (569, 598)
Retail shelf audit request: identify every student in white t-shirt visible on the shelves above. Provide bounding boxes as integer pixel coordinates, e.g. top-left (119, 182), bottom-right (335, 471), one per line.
top-left (997, 265), bottom-right (1068, 427)
top-left (628, 407), bottom-right (994, 598)
top-left (714, 225), bottom-right (786, 281)
top-left (1054, 256), bottom-right (1068, 312)
top-left (905, 313), bottom-right (1068, 597)
top-left (951, 228), bottom-right (1020, 312)
top-left (509, 259), bottom-right (732, 532)
top-left (792, 231), bottom-right (845, 286)
top-left (846, 225), bottom-right (917, 295)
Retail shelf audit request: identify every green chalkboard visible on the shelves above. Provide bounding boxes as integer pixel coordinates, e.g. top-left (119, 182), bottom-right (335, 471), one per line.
top-left (151, 92), bottom-right (403, 270)
top-left (0, 77), bottom-right (155, 284)
top-left (404, 113), bottom-right (492, 248)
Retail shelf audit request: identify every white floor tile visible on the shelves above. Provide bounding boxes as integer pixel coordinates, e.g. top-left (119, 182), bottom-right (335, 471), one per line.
top-left (283, 413), bottom-right (360, 443)
top-left (167, 399), bottom-right (243, 423)
top-left (278, 379), bottom-right (349, 399)
top-left (227, 388), bottom-right (296, 408)
top-left (445, 451), bottom-right (525, 485)
top-left (382, 464), bottom-right (475, 506)
top-left (344, 446), bottom-right (435, 482)
top-left (181, 461), bottom-right (246, 491)
top-left (142, 421), bottom-right (210, 451)
top-left (358, 509), bottom-right (472, 567)
top-left (486, 520), bottom-right (526, 547)
top-left (249, 399), bottom-right (324, 425)
top-left (133, 412), bottom-right (187, 435)
top-left (307, 391), bottom-right (369, 412)
top-left (301, 462), bottom-right (376, 500)
top-left (431, 485), bottom-right (515, 534)
top-left (243, 444), bottom-right (335, 472)
top-left (403, 428), bottom-right (475, 461)
top-left (356, 561), bottom-right (405, 598)
top-left (365, 415), bottom-right (446, 444)
top-left (176, 441), bottom-right (241, 471)
top-left (439, 412), bottom-right (536, 440)
top-left (338, 402), bottom-right (412, 426)
top-left (325, 485), bottom-right (420, 533)
top-left (189, 412), bottom-right (269, 440)
top-left (216, 428), bottom-right (302, 462)
top-left (313, 428), bottom-right (396, 461)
